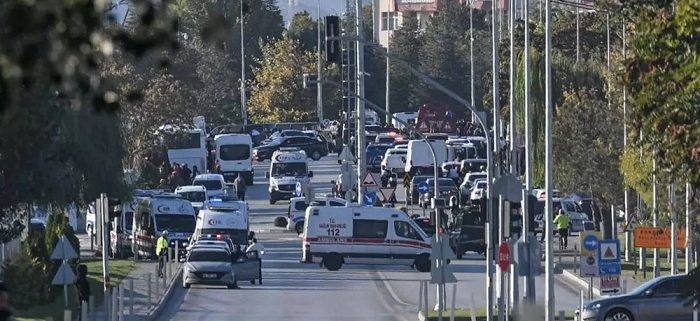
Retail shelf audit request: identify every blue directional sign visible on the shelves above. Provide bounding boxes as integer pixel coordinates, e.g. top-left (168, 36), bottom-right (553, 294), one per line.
top-left (363, 192), bottom-right (377, 206)
top-left (598, 239), bottom-right (621, 275)
top-left (295, 182), bottom-right (303, 197)
top-left (583, 234), bottom-right (599, 251)
top-left (417, 182), bottom-right (429, 194)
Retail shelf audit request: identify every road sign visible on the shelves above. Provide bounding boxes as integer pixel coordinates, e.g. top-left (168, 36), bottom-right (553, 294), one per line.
top-left (417, 182), bottom-right (429, 194)
top-left (362, 172), bottom-right (378, 187)
top-left (600, 275), bottom-right (621, 294)
top-left (430, 235), bottom-right (457, 261)
top-left (498, 242), bottom-right (511, 272)
top-left (50, 235), bottom-right (78, 260)
top-left (295, 182), bottom-right (303, 197)
top-left (338, 146), bottom-right (354, 162)
top-left (417, 120), bottom-right (429, 131)
top-left (579, 232), bottom-right (599, 277)
top-left (623, 214), bottom-right (639, 233)
top-left (403, 173), bottom-right (412, 188)
top-left (430, 235), bottom-right (457, 284)
top-left (363, 192), bottom-right (377, 206)
top-left (52, 261), bottom-right (76, 285)
top-left (379, 188), bottom-right (396, 202)
top-left (633, 227), bottom-right (686, 249)
top-left (598, 239), bottom-right (621, 275)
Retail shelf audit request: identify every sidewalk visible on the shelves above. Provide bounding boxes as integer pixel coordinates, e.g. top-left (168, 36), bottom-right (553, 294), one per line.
top-left (77, 234), bottom-right (181, 321)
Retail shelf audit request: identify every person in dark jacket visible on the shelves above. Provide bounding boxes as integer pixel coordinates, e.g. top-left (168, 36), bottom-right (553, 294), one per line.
top-left (75, 264), bottom-right (90, 320)
top-left (234, 174), bottom-right (247, 201)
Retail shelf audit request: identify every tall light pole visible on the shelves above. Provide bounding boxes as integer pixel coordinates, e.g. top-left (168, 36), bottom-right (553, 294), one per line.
top-left (575, 0), bottom-right (580, 62)
top-left (317, 0), bottom-right (324, 123)
top-left (622, 20), bottom-right (632, 262)
top-left (469, 0), bottom-right (475, 120)
top-left (545, 0), bottom-right (555, 319)
top-left (686, 182), bottom-right (694, 274)
top-left (652, 151), bottom-right (660, 278)
top-left (488, 0), bottom-right (501, 318)
top-left (385, 0), bottom-right (391, 125)
top-left (522, 0), bottom-right (535, 303)
top-left (508, 0), bottom-right (516, 175)
top-left (355, 0), bottom-right (367, 203)
top-left (240, 0), bottom-right (248, 126)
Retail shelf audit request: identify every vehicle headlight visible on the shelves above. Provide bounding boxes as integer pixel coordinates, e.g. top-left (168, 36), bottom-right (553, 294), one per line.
top-left (583, 303), bottom-right (601, 311)
top-left (270, 181), bottom-right (278, 189)
top-left (182, 242), bottom-right (189, 247)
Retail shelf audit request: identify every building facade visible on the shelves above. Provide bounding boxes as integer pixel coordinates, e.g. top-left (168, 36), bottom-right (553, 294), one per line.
top-left (373, 0), bottom-right (467, 48)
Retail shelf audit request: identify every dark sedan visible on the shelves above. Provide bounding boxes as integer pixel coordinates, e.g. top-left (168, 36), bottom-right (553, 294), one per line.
top-left (253, 136), bottom-right (329, 161)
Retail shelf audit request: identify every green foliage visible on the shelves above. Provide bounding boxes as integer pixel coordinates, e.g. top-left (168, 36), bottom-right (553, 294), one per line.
top-left (248, 35), bottom-right (320, 123)
top-left (288, 11), bottom-right (319, 52)
top-left (619, 145), bottom-right (654, 205)
top-left (1, 253), bottom-right (52, 310)
top-left (553, 88), bottom-right (623, 207)
top-left (388, 15), bottom-right (423, 112)
top-left (624, 0), bottom-right (700, 188)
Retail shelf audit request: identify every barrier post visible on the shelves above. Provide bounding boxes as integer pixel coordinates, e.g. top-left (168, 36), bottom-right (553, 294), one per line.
top-left (450, 284), bottom-right (456, 321)
top-left (419, 281), bottom-right (424, 315)
top-left (622, 279), bottom-right (628, 294)
top-left (89, 295), bottom-right (95, 321)
top-left (129, 278), bottom-right (134, 316)
top-left (81, 300), bottom-right (88, 321)
top-left (423, 280), bottom-right (429, 318)
top-left (558, 310), bottom-right (565, 321)
top-left (63, 310), bottom-right (71, 321)
top-left (147, 273), bottom-right (153, 309)
top-left (111, 286), bottom-right (118, 321)
top-left (118, 283), bottom-right (124, 321)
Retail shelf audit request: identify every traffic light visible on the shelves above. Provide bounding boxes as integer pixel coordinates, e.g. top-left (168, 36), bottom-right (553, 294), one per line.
top-left (108, 198), bottom-right (122, 219)
top-left (325, 16), bottom-right (341, 64)
top-left (303, 73), bottom-right (318, 89)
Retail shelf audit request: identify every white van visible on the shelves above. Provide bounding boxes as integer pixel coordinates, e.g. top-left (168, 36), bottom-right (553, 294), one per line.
top-left (287, 196), bottom-right (347, 234)
top-left (405, 139), bottom-right (447, 176)
top-left (174, 185), bottom-right (208, 213)
top-left (381, 148), bottom-right (407, 174)
top-left (192, 174), bottom-right (227, 198)
top-left (215, 134), bottom-right (254, 185)
top-left (302, 206), bottom-right (432, 272)
top-left (266, 148), bottom-right (314, 204)
top-left (132, 193), bottom-right (196, 260)
top-left (392, 111), bottom-right (418, 130)
top-left (193, 201), bottom-right (249, 245)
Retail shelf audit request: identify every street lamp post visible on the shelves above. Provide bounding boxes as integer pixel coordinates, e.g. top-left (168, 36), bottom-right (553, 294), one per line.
top-left (355, 0), bottom-right (367, 204)
top-left (240, 0), bottom-right (248, 126)
top-left (545, 0), bottom-right (555, 319)
top-left (317, 0), bottom-right (323, 123)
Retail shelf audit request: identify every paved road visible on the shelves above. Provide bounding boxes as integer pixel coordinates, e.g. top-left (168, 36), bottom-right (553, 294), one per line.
top-left (156, 155), bottom-right (584, 320)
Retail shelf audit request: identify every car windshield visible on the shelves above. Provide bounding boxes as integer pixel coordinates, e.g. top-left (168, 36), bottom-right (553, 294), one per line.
top-left (155, 215), bottom-right (195, 233)
top-left (178, 191), bottom-right (206, 202)
top-left (219, 144), bottom-right (250, 161)
top-left (272, 162), bottom-right (307, 176)
top-left (476, 182), bottom-right (487, 189)
top-left (193, 179), bottom-right (222, 191)
top-left (281, 130), bottom-right (304, 137)
top-left (187, 250), bottom-right (231, 263)
top-left (200, 228), bottom-right (248, 245)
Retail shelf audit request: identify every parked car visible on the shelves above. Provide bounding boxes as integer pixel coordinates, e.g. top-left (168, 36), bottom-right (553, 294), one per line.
top-left (578, 274), bottom-right (692, 321)
top-left (253, 136), bottom-right (329, 161)
top-left (409, 175), bottom-right (432, 205)
top-left (419, 178), bottom-right (458, 208)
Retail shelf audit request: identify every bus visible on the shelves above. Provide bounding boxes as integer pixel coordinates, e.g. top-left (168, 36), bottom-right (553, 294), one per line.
top-left (160, 125), bottom-right (207, 172)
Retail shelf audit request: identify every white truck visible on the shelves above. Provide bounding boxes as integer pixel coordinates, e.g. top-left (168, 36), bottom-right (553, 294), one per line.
top-left (265, 148), bottom-right (314, 204)
top-left (404, 139), bottom-right (447, 176)
top-left (214, 134), bottom-right (254, 185)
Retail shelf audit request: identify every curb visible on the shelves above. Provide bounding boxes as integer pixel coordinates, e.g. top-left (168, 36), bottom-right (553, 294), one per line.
top-left (144, 265), bottom-right (183, 321)
top-left (561, 269), bottom-right (601, 298)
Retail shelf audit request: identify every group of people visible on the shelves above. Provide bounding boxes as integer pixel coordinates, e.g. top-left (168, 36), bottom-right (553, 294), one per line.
top-left (157, 162), bottom-right (201, 192)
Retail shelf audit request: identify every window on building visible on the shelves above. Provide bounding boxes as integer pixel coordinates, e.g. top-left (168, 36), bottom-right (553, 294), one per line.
top-left (381, 11), bottom-right (399, 31)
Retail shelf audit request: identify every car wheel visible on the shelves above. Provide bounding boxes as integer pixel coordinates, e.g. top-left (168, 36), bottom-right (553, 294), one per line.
top-left (311, 150), bottom-right (322, 161)
top-left (269, 197), bottom-right (276, 205)
top-left (295, 222), bottom-right (304, 235)
top-left (604, 308), bottom-right (633, 321)
top-left (250, 279), bottom-right (256, 285)
top-left (414, 254), bottom-right (431, 272)
top-left (227, 284), bottom-right (237, 289)
top-left (323, 253), bottom-right (343, 271)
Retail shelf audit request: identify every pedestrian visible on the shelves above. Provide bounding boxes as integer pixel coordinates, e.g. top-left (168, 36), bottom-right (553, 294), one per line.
top-left (248, 231), bottom-right (255, 243)
top-left (156, 231), bottom-right (169, 278)
top-left (75, 264), bottom-right (90, 320)
top-left (0, 283), bottom-right (12, 321)
top-left (553, 209), bottom-right (570, 249)
top-left (233, 174), bottom-right (247, 201)
top-left (231, 244), bottom-right (245, 262)
top-left (156, 179), bottom-right (169, 190)
top-left (181, 164), bottom-right (192, 185)
top-left (246, 238), bottom-right (265, 285)
top-left (169, 171), bottom-right (184, 192)
top-left (191, 165), bottom-right (201, 180)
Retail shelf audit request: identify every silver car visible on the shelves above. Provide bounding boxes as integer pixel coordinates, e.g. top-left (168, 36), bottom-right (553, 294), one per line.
top-left (182, 247), bottom-right (237, 289)
top-left (578, 275), bottom-right (692, 321)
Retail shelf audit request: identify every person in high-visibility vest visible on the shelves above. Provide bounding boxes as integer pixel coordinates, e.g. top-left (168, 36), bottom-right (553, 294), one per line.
top-left (156, 231), bottom-right (169, 278)
top-left (553, 210), bottom-right (570, 249)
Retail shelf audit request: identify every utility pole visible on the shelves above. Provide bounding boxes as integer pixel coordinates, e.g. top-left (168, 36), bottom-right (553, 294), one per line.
top-left (469, 0), bottom-right (476, 121)
top-left (670, 180), bottom-right (677, 275)
top-left (622, 20), bottom-right (631, 262)
top-left (385, 0), bottom-right (391, 125)
top-left (509, 0), bottom-right (516, 176)
top-left (240, 0), bottom-right (248, 126)
top-left (355, 0), bottom-right (367, 202)
top-left (652, 151), bottom-right (660, 278)
top-left (522, 0), bottom-right (535, 303)
top-left (317, 0), bottom-right (323, 123)
top-left (575, 0), bottom-right (580, 62)
top-left (686, 182), bottom-right (694, 274)
top-left (488, 0), bottom-right (500, 318)
top-left (545, 0), bottom-right (555, 319)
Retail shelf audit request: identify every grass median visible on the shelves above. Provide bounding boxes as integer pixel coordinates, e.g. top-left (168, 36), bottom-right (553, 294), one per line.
top-left (16, 259), bottom-right (135, 321)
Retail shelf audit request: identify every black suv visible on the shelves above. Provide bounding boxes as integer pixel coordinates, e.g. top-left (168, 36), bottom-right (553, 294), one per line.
top-left (253, 136), bottom-right (329, 161)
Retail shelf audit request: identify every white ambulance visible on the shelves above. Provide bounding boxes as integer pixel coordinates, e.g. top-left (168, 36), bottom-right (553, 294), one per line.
top-left (302, 206), bottom-right (432, 272)
top-left (132, 193), bottom-right (196, 260)
top-left (193, 201), bottom-right (249, 246)
top-left (265, 148), bottom-right (314, 204)
top-left (286, 195), bottom-right (348, 234)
